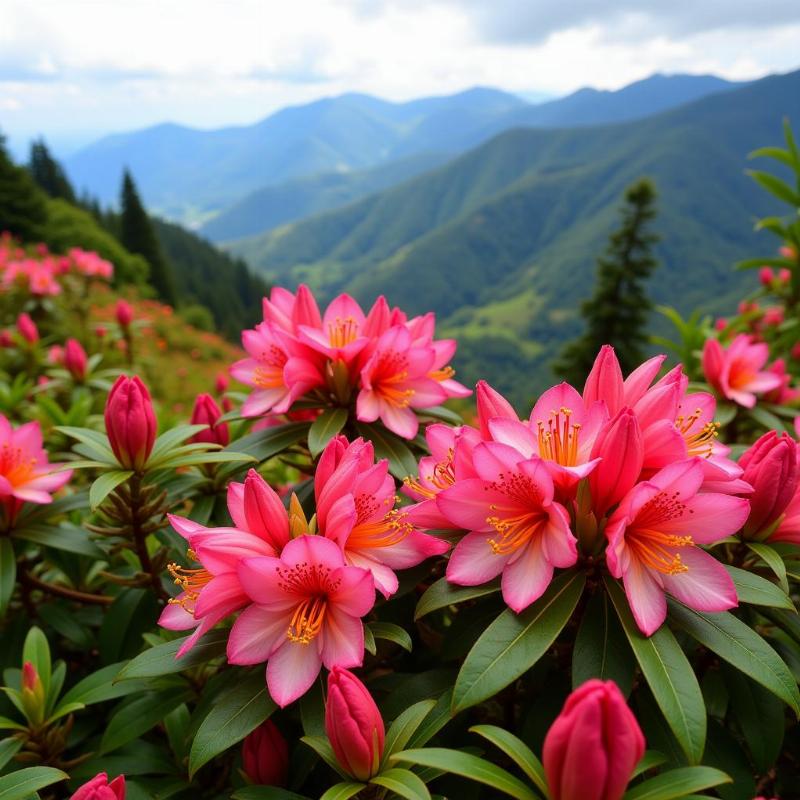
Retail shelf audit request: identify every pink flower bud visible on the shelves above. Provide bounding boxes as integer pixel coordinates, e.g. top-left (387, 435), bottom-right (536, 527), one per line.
top-left (584, 345), bottom-right (624, 416)
top-left (215, 373), bottom-right (229, 395)
top-left (0, 330), bottom-right (13, 348)
top-left (48, 345), bottom-right (64, 365)
top-left (543, 679), bottom-right (645, 800)
top-left (325, 667), bottom-right (385, 781)
top-left (189, 393), bottom-right (229, 447)
top-left (104, 375), bottom-right (157, 471)
top-left (241, 719), bottom-right (289, 786)
top-left (759, 267), bottom-right (775, 286)
top-left (64, 339), bottom-right (88, 381)
top-left (116, 300), bottom-right (133, 328)
top-left (763, 306), bottom-right (784, 327)
top-left (95, 325), bottom-right (108, 339)
top-left (589, 409), bottom-right (643, 517)
top-left (20, 661), bottom-right (45, 725)
top-left (475, 380), bottom-right (517, 439)
top-left (779, 268), bottom-right (792, 284)
top-left (70, 772), bottom-right (126, 800)
top-left (739, 431), bottom-right (798, 539)
top-left (714, 318), bottom-right (727, 331)
top-left (22, 661), bottom-right (38, 692)
top-left (16, 313), bottom-right (38, 344)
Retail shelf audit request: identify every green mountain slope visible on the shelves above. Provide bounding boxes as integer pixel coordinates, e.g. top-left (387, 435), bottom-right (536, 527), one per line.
top-left (229, 69), bottom-right (799, 406)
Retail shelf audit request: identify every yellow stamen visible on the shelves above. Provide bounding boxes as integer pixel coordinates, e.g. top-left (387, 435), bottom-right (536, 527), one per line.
top-left (348, 509), bottom-right (412, 549)
top-left (287, 596), bottom-right (327, 644)
top-left (167, 552), bottom-right (212, 612)
top-left (628, 528), bottom-right (692, 574)
top-left (486, 510), bottom-right (545, 555)
top-left (536, 408), bottom-right (581, 466)
top-left (430, 365), bottom-right (455, 382)
top-left (327, 316), bottom-right (359, 348)
top-left (676, 408), bottom-right (720, 458)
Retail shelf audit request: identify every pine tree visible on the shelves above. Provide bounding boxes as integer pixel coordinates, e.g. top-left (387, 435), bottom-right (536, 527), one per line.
top-left (119, 170), bottom-right (177, 305)
top-left (0, 133), bottom-right (48, 242)
top-left (28, 139), bottom-right (76, 202)
top-left (555, 179), bottom-right (659, 384)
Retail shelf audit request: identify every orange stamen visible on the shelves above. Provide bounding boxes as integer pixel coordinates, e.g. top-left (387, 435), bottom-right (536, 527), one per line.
top-left (536, 408), bottom-right (581, 466)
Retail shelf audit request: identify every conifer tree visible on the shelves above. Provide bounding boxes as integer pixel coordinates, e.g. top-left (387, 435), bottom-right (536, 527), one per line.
top-left (555, 179), bottom-right (659, 384)
top-left (0, 133), bottom-right (48, 242)
top-left (28, 139), bottom-right (76, 202)
top-left (119, 170), bottom-right (177, 305)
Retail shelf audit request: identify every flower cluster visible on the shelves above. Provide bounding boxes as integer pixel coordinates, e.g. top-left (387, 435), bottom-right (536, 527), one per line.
top-left (232, 285), bottom-right (469, 439)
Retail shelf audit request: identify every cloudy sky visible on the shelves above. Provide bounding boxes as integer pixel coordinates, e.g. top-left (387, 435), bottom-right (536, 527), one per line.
top-left (1, 0), bottom-right (799, 155)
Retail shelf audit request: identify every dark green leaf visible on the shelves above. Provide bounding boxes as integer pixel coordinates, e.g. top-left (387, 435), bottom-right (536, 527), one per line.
top-left (371, 768), bottom-right (431, 800)
top-left (99, 588), bottom-right (160, 664)
top-left (90, 470), bottom-right (133, 510)
top-left (469, 724), bottom-right (547, 796)
top-left (319, 783), bottom-right (366, 800)
top-left (308, 408), bottom-right (348, 457)
top-left (0, 738), bottom-right (22, 771)
top-left (0, 540), bottom-right (15, 618)
top-left (116, 629), bottom-right (229, 680)
top-left (232, 789), bottom-right (313, 800)
top-left (745, 543), bottom-right (788, 593)
top-left (414, 577), bottom-right (500, 620)
top-left (0, 767), bottom-right (67, 800)
top-left (355, 422), bottom-right (419, 480)
top-left (623, 766), bottom-right (731, 800)
top-left (300, 735), bottom-right (349, 779)
top-left (218, 423), bottom-right (311, 479)
top-left (60, 662), bottom-right (149, 707)
top-left (368, 622), bottom-right (412, 652)
top-left (383, 700), bottom-right (437, 761)
top-left (724, 565), bottom-right (793, 609)
top-left (12, 523), bottom-right (104, 558)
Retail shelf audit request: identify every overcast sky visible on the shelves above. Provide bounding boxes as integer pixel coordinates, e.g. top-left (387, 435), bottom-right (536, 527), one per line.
top-left (1, 0), bottom-right (799, 155)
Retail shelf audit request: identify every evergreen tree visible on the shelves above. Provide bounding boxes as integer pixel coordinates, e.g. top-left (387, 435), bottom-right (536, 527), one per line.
top-left (28, 139), bottom-right (76, 202)
top-left (0, 133), bottom-right (48, 242)
top-left (119, 170), bottom-right (177, 305)
top-left (555, 179), bottom-right (659, 384)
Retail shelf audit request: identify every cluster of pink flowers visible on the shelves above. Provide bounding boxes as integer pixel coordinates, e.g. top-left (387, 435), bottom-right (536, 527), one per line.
top-left (0, 234), bottom-right (113, 297)
top-left (159, 435), bottom-right (447, 706)
top-left (405, 346), bottom-right (752, 635)
top-left (232, 285), bottom-right (469, 439)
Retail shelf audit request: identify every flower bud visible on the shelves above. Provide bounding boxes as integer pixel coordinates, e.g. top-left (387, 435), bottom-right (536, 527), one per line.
top-left (0, 330), bottom-right (13, 348)
top-left (714, 318), bottom-right (727, 332)
top-left (215, 373), bottom-right (229, 395)
top-left (95, 325), bottom-right (108, 339)
top-left (64, 339), bottom-right (88, 381)
top-left (189, 393), bottom-right (229, 447)
top-left (115, 300), bottom-right (133, 328)
top-left (739, 431), bottom-right (798, 539)
top-left (104, 375), bottom-right (157, 471)
top-left (759, 267), bottom-right (775, 286)
top-left (241, 719), bottom-right (289, 786)
top-left (543, 679), bottom-right (644, 800)
top-left (584, 345), bottom-right (624, 416)
top-left (325, 667), bottom-right (385, 781)
top-left (20, 661), bottom-right (45, 725)
top-left (16, 313), bottom-right (38, 344)
top-left (589, 408), bottom-right (643, 517)
top-left (475, 380), bottom-right (517, 439)
top-left (70, 772), bottom-right (126, 800)
top-left (763, 306), bottom-right (784, 326)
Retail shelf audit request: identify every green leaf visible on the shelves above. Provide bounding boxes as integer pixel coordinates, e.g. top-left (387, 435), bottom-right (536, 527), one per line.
top-left (668, 600), bottom-right (800, 714)
top-left (99, 588), bottom-right (159, 664)
top-left (37, 603), bottom-right (94, 650)
top-left (605, 578), bottom-right (706, 764)
top-left (391, 748), bottom-right (540, 800)
top-left (747, 169), bottom-right (800, 205)
top-left (100, 688), bottom-right (192, 753)
top-left (189, 670), bottom-right (276, 777)
top-left (749, 145), bottom-right (796, 167)
top-left (623, 766), bottom-right (731, 800)
top-left (0, 767), bottom-right (67, 800)
top-left (301, 735), bottom-right (349, 779)
top-left (746, 542), bottom-right (789, 593)
top-left (417, 405), bottom-right (463, 425)
top-left (150, 450), bottom-right (255, 470)
top-left (115, 629), bottom-right (229, 680)
top-left (631, 751), bottom-right (668, 780)
top-left (56, 426), bottom-right (115, 461)
top-left (22, 626), bottom-right (51, 695)
top-left (364, 624), bottom-right (376, 656)
top-left (383, 700), bottom-right (437, 761)
top-left (371, 768), bottom-right (431, 800)
top-left (724, 565), bottom-right (793, 609)
top-left (308, 408), bottom-right (348, 457)
top-left (452, 571), bottom-right (585, 712)
top-left (46, 701), bottom-right (85, 724)
top-left (232, 789), bottom-right (312, 800)
top-left (414, 577), bottom-right (500, 620)
top-left (368, 622), bottom-right (413, 652)
top-left (147, 424), bottom-right (208, 465)
top-left (12, 523), bottom-right (104, 559)
top-left (407, 689), bottom-right (454, 748)
top-left (59, 662), bottom-right (149, 707)
top-left (355, 422), bottom-right (419, 480)
top-left (0, 539), bottom-right (15, 619)
top-left (217, 422), bottom-right (311, 479)
top-left (469, 724), bottom-right (548, 797)
top-left (0, 738), bottom-right (22, 771)
top-left (747, 405), bottom-right (789, 435)
top-left (0, 718), bottom-right (26, 732)
top-left (319, 783), bottom-right (366, 800)
top-left (90, 470), bottom-right (133, 510)
top-left (572, 590), bottom-right (636, 695)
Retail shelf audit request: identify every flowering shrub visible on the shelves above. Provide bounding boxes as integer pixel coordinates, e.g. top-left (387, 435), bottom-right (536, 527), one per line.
top-left (0, 127), bottom-right (799, 800)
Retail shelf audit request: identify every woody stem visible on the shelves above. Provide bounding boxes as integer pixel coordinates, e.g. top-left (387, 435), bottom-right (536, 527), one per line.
top-left (129, 474), bottom-right (168, 601)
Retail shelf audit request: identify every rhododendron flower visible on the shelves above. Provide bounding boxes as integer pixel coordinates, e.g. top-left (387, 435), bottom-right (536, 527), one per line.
top-left (0, 416), bottom-right (71, 524)
top-left (64, 338), bottom-right (88, 381)
top-left (438, 443), bottom-right (577, 612)
top-left (229, 535), bottom-right (374, 706)
top-left (357, 325), bottom-right (446, 439)
top-left (316, 436), bottom-right (449, 596)
top-left (70, 772), bottom-right (125, 800)
top-left (763, 359), bottom-right (800, 405)
top-left (583, 346), bottom-right (667, 416)
top-left (702, 334), bottom-right (782, 408)
top-left (159, 469), bottom-right (290, 656)
top-left (475, 379), bottom-right (518, 439)
top-left (242, 719), bottom-right (289, 786)
top-left (189, 393), bottom-right (230, 447)
top-left (296, 293), bottom-right (372, 363)
top-left (605, 459), bottom-right (749, 635)
top-left (427, 338), bottom-right (471, 398)
top-left (16, 313), bottom-right (38, 344)
top-left (489, 382), bottom-right (607, 494)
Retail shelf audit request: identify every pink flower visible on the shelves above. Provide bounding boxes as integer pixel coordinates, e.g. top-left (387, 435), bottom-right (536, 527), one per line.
top-left (159, 469), bottom-right (289, 655)
top-left (64, 338), bottom-right (88, 381)
top-left (763, 306), bottom-right (784, 326)
top-left (326, 666), bottom-right (385, 781)
top-left (228, 535), bottom-right (375, 707)
top-left (475, 380), bottom-right (518, 439)
top-left (762, 359), bottom-right (800, 405)
top-left (296, 292), bottom-right (371, 364)
top-left (605, 459), bottom-right (749, 635)
top-left (543, 679), bottom-right (644, 800)
top-left (702, 334), bottom-right (782, 408)
top-left (0, 416), bottom-right (71, 525)
top-left (104, 376), bottom-right (157, 471)
top-left (426, 338), bottom-right (471, 399)
top-left (241, 719), bottom-right (289, 786)
top-left (759, 267), bottom-right (775, 286)
top-left (438, 444), bottom-right (577, 612)
top-left (583, 346), bottom-right (667, 416)
top-left (189, 393), bottom-right (230, 447)
top-left (357, 325), bottom-right (446, 439)
top-left (115, 300), bottom-right (133, 328)
top-left (714, 318), bottom-right (728, 332)
top-left (70, 773), bottom-right (125, 800)
top-left (316, 436), bottom-right (449, 596)
top-left (16, 313), bottom-right (38, 344)
top-left (47, 345), bottom-right (64, 365)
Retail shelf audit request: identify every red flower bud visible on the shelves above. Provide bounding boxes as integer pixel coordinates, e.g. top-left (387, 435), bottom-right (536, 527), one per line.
top-left (215, 373), bottom-right (229, 395)
top-left (241, 719), bottom-right (289, 786)
top-left (64, 338), bottom-right (88, 381)
top-left (0, 330), bottom-right (13, 348)
top-left (543, 680), bottom-right (645, 800)
top-left (740, 431), bottom-right (798, 539)
top-left (589, 408), bottom-right (643, 517)
top-left (95, 325), bottom-right (108, 339)
top-left (190, 393), bottom-right (230, 447)
top-left (16, 313), bottom-right (38, 344)
top-left (115, 300), bottom-right (133, 328)
top-left (22, 661), bottom-right (38, 691)
top-left (475, 380), bottom-right (517, 439)
top-left (714, 318), bottom-right (727, 332)
top-left (70, 772), bottom-right (126, 800)
top-left (325, 667), bottom-right (385, 781)
top-left (104, 376), bottom-right (157, 471)
top-left (584, 345), bottom-right (624, 416)
top-left (759, 267), bottom-right (775, 286)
